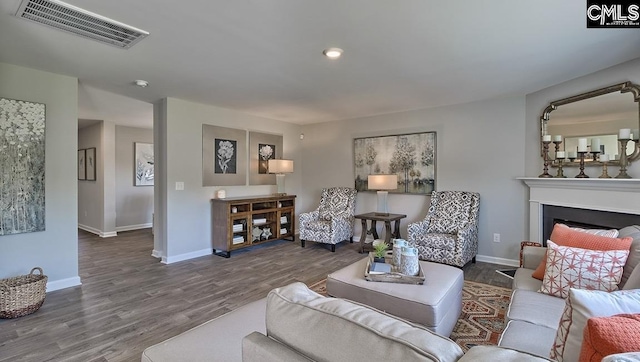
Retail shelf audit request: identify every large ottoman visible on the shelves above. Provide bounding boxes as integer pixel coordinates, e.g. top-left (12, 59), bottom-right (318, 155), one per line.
top-left (326, 257), bottom-right (464, 336)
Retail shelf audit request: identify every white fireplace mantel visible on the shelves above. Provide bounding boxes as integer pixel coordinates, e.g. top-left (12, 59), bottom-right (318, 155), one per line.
top-left (518, 177), bottom-right (640, 242)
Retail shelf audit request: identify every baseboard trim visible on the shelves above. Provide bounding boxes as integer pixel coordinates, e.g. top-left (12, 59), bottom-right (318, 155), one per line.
top-left (475, 254), bottom-right (519, 267)
top-left (116, 223), bottom-right (152, 232)
top-left (78, 224), bottom-right (117, 238)
top-left (47, 276), bottom-right (82, 292)
top-left (162, 248), bottom-right (212, 264)
top-left (151, 249), bottom-right (162, 258)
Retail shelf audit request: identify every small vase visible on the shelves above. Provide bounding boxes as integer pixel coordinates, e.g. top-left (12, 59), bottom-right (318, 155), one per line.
top-left (400, 246), bottom-right (420, 276)
top-left (392, 239), bottom-right (407, 266)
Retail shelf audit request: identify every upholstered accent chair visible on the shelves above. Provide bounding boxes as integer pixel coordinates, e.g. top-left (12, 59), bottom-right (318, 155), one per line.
top-left (408, 191), bottom-right (480, 267)
top-left (299, 187), bottom-right (358, 252)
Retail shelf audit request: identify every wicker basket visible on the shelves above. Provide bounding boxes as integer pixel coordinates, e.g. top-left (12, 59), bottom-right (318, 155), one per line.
top-left (0, 267), bottom-right (47, 319)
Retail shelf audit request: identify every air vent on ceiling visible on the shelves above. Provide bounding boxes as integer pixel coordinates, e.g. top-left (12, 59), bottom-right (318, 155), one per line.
top-left (15, 0), bottom-right (149, 49)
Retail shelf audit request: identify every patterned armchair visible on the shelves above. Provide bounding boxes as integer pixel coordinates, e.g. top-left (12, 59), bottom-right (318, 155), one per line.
top-left (408, 191), bottom-right (480, 267)
top-left (299, 187), bottom-right (358, 252)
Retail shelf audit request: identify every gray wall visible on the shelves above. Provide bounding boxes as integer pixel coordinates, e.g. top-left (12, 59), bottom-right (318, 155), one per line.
top-left (155, 98), bottom-right (303, 263)
top-left (300, 96), bottom-right (527, 264)
top-left (526, 58), bottom-right (640, 179)
top-left (0, 63), bottom-right (80, 291)
top-left (78, 123), bottom-right (104, 233)
top-left (115, 125), bottom-right (153, 229)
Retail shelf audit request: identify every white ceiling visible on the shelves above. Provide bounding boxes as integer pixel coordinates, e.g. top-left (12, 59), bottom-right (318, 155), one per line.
top-left (1, 0), bottom-right (639, 128)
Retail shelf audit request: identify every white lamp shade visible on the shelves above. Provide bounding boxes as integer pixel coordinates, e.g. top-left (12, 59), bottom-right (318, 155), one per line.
top-left (268, 159), bottom-right (294, 174)
top-left (367, 174), bottom-right (398, 190)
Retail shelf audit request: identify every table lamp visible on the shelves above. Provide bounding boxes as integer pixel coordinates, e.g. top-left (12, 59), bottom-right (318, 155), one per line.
top-left (268, 159), bottom-right (294, 195)
top-left (367, 174), bottom-right (398, 215)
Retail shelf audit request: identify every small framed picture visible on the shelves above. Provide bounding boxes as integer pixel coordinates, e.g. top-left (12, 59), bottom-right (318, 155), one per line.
top-left (78, 149), bottom-right (86, 180)
top-left (86, 147), bottom-right (96, 181)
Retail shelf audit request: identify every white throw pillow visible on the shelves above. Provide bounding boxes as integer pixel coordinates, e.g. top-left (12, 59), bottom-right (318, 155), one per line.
top-left (538, 241), bottom-right (629, 298)
top-left (550, 289), bottom-right (640, 362)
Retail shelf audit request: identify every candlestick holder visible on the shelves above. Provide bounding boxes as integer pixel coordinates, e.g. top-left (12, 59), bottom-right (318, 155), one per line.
top-left (591, 150), bottom-right (600, 162)
top-left (616, 138), bottom-right (632, 179)
top-left (553, 140), bottom-right (562, 154)
top-left (539, 141), bottom-right (553, 178)
top-left (555, 158), bottom-right (566, 178)
top-left (599, 161), bottom-right (611, 179)
top-left (575, 152), bottom-right (589, 178)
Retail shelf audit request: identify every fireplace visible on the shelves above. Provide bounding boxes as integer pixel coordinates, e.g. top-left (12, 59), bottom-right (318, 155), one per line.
top-left (541, 205), bottom-right (640, 245)
top-left (519, 178), bottom-right (640, 243)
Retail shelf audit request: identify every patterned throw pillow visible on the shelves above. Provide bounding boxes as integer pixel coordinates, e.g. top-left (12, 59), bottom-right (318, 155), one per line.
top-left (580, 313), bottom-right (640, 362)
top-left (426, 193), bottom-right (473, 234)
top-left (570, 226), bottom-right (619, 238)
top-left (531, 224), bottom-right (632, 280)
top-left (550, 289), bottom-right (640, 362)
top-left (538, 241), bottom-right (629, 299)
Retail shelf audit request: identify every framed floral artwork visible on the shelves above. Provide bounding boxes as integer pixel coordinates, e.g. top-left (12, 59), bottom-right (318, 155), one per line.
top-left (249, 131), bottom-right (283, 185)
top-left (354, 132), bottom-right (436, 195)
top-left (134, 142), bottom-right (154, 186)
top-left (202, 125), bottom-right (247, 186)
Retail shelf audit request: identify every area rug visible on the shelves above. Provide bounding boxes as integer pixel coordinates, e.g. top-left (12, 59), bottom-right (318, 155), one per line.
top-left (308, 279), bottom-right (511, 352)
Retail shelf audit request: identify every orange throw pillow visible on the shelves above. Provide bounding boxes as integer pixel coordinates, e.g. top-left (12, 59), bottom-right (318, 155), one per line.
top-left (579, 314), bottom-right (640, 362)
top-left (531, 224), bottom-right (632, 280)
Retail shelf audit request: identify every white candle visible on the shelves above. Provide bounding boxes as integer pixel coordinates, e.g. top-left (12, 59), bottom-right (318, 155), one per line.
top-left (599, 154), bottom-right (609, 162)
top-left (591, 138), bottom-right (601, 153)
top-left (619, 128), bottom-right (631, 139)
top-left (542, 135), bottom-right (551, 142)
top-left (553, 135), bottom-right (562, 142)
top-left (578, 138), bottom-right (588, 152)
top-left (632, 129), bottom-right (640, 141)
top-left (567, 151), bottom-right (577, 159)
top-left (556, 151), bottom-right (566, 159)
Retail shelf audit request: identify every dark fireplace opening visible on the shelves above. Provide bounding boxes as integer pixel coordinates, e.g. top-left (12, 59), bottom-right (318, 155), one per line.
top-left (542, 205), bottom-right (640, 245)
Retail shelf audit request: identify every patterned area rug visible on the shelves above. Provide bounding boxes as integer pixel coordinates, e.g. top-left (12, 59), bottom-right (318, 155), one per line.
top-left (308, 279), bottom-right (511, 352)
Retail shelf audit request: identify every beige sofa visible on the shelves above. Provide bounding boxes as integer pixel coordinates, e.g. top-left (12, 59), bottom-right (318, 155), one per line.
top-left (142, 282), bottom-right (548, 362)
top-left (141, 226), bottom-right (640, 362)
top-left (498, 225), bottom-right (640, 359)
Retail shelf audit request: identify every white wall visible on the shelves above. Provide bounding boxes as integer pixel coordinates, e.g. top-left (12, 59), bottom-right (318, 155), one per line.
top-left (78, 123), bottom-right (104, 233)
top-left (155, 98), bottom-right (303, 263)
top-left (300, 96), bottom-right (527, 264)
top-left (78, 121), bottom-right (118, 237)
top-left (115, 125), bottom-right (153, 230)
top-left (0, 63), bottom-right (80, 291)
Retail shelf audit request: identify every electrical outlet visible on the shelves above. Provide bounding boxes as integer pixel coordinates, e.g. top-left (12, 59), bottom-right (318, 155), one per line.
top-left (493, 233), bottom-right (500, 243)
top-left (175, 182), bottom-right (184, 190)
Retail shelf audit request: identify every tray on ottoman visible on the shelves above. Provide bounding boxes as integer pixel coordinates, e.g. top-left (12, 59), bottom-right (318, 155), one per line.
top-left (364, 253), bottom-right (425, 285)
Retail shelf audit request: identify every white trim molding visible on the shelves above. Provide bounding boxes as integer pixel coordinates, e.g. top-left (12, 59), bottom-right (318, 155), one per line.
top-left (78, 224), bottom-right (117, 238)
top-left (476, 254), bottom-right (519, 267)
top-left (518, 177), bottom-right (640, 242)
top-left (115, 223), bottom-right (152, 232)
top-left (46, 276), bottom-right (82, 292)
top-left (161, 248), bottom-right (212, 264)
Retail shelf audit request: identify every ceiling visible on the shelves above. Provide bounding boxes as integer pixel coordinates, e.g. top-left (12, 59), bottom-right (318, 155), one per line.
top-left (1, 1), bottom-right (640, 128)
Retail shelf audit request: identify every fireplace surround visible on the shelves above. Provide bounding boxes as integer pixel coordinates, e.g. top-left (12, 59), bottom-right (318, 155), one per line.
top-left (519, 178), bottom-right (640, 243)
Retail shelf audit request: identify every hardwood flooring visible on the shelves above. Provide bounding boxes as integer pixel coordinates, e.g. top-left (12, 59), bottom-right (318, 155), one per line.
top-left (0, 229), bottom-right (513, 361)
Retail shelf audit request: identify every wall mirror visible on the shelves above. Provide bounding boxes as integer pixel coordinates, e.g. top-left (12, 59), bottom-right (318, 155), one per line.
top-left (540, 82), bottom-right (640, 166)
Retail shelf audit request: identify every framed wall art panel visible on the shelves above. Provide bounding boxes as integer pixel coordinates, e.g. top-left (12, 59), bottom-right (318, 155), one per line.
top-left (134, 142), bottom-right (154, 186)
top-left (0, 97), bottom-right (46, 235)
top-left (85, 147), bottom-right (96, 181)
top-left (203, 125), bottom-right (247, 186)
top-left (248, 131), bottom-right (282, 185)
top-left (78, 149), bottom-right (86, 180)
top-left (354, 132), bottom-right (436, 195)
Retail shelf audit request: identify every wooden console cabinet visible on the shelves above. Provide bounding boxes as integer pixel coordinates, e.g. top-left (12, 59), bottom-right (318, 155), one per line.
top-left (211, 194), bottom-right (296, 258)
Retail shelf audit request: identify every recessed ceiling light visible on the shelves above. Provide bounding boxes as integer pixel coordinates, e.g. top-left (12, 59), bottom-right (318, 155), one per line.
top-left (323, 48), bottom-right (343, 59)
top-left (134, 79), bottom-right (149, 88)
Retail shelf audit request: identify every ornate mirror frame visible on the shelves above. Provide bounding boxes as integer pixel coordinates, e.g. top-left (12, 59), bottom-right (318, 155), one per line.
top-left (540, 81), bottom-right (640, 167)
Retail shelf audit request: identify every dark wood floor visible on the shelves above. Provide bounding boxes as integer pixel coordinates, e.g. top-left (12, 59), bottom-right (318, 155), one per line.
top-left (0, 229), bottom-right (513, 362)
